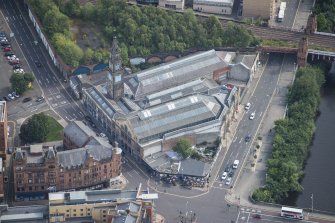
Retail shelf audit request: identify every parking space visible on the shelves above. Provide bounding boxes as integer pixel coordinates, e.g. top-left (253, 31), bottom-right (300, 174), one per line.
top-left (0, 26), bottom-right (47, 121)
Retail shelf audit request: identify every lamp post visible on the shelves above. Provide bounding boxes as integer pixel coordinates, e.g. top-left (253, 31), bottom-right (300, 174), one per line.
top-left (311, 193), bottom-right (314, 213)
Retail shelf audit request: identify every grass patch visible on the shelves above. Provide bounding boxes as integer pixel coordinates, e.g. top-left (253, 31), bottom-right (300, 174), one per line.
top-left (261, 39), bottom-right (298, 48)
top-left (46, 116), bottom-right (64, 142)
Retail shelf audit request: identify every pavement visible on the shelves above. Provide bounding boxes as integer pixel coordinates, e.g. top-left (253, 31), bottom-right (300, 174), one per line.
top-left (224, 58), bottom-right (335, 223)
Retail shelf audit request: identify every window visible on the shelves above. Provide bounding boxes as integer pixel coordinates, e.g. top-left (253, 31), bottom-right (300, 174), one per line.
top-left (29, 186), bottom-right (32, 191)
top-left (66, 210), bottom-right (69, 212)
top-left (81, 213), bottom-right (84, 216)
top-left (80, 209), bottom-right (83, 211)
top-left (28, 179), bottom-right (32, 184)
top-left (73, 214), bottom-right (76, 217)
top-left (41, 186), bottom-right (44, 190)
top-left (103, 214), bottom-right (106, 217)
top-left (73, 209), bottom-right (76, 212)
top-left (66, 214), bottom-right (69, 217)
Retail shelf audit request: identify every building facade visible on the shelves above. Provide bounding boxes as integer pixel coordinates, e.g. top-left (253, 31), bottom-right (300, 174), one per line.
top-left (242, 0), bottom-right (275, 19)
top-left (12, 129), bottom-right (122, 201)
top-left (48, 185), bottom-right (158, 223)
top-left (0, 158), bottom-right (3, 202)
top-left (159, 0), bottom-right (185, 10)
top-left (193, 0), bottom-right (234, 15)
top-left (0, 101), bottom-right (8, 160)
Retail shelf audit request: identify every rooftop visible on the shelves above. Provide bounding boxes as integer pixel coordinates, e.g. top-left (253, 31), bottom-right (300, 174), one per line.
top-left (0, 101), bottom-right (5, 122)
top-left (193, 0), bottom-right (234, 6)
top-left (126, 50), bottom-right (230, 99)
top-left (129, 94), bottom-right (222, 141)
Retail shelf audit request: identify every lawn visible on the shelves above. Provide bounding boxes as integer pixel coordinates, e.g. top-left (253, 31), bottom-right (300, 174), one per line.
top-left (46, 116), bottom-right (64, 142)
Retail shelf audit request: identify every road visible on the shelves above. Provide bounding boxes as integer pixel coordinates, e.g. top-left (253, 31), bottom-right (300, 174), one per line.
top-left (214, 53), bottom-right (284, 189)
top-left (0, 0), bottom-right (84, 122)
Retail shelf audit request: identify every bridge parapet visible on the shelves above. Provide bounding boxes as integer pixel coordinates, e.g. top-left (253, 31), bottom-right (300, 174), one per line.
top-left (258, 46), bottom-right (298, 54)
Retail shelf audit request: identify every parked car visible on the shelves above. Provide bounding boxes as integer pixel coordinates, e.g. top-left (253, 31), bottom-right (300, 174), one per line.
top-left (23, 97), bottom-right (32, 103)
top-left (4, 52), bottom-right (14, 57)
top-left (228, 171), bottom-right (234, 177)
top-left (7, 94), bottom-right (15, 100)
top-left (0, 41), bottom-right (9, 46)
top-left (36, 96), bottom-right (44, 102)
top-left (3, 96), bottom-right (9, 101)
top-left (221, 172), bottom-right (228, 180)
top-left (2, 44), bottom-right (10, 49)
top-left (233, 160), bottom-right (240, 169)
top-left (7, 55), bottom-right (16, 60)
top-left (245, 102), bottom-right (251, 110)
top-left (13, 64), bottom-right (22, 69)
top-left (225, 165), bottom-right (232, 173)
top-left (3, 47), bottom-right (11, 52)
top-left (9, 60), bottom-right (20, 65)
top-left (12, 92), bottom-right (19, 98)
top-left (249, 111), bottom-right (256, 120)
top-left (225, 177), bottom-right (232, 185)
top-left (14, 69), bottom-right (24, 74)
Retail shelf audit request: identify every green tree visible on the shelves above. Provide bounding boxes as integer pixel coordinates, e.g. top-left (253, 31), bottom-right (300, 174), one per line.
top-left (82, 48), bottom-right (94, 64)
top-left (80, 2), bottom-right (95, 21)
top-left (10, 72), bottom-right (35, 94)
top-left (42, 7), bottom-right (70, 37)
top-left (52, 33), bottom-right (84, 67)
top-left (20, 113), bottom-right (50, 143)
top-left (173, 138), bottom-right (193, 159)
top-left (63, 0), bottom-right (80, 17)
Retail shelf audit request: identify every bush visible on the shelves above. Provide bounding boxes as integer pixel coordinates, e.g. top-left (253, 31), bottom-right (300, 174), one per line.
top-left (173, 138), bottom-right (193, 159)
top-left (253, 66), bottom-right (325, 203)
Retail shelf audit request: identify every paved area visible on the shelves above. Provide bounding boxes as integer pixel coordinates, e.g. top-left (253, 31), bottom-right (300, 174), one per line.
top-left (292, 0), bottom-right (315, 31)
top-left (269, 0), bottom-right (300, 30)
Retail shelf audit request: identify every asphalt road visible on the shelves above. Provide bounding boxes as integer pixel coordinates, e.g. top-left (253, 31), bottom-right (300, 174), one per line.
top-left (0, 0), bottom-right (84, 122)
top-left (214, 53), bottom-right (284, 190)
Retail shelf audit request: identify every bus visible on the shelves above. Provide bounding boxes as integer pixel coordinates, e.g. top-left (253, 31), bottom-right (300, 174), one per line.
top-left (277, 2), bottom-right (287, 22)
top-left (281, 207), bottom-right (304, 220)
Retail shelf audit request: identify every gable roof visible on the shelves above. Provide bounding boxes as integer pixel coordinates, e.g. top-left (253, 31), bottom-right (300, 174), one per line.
top-left (179, 158), bottom-right (211, 177)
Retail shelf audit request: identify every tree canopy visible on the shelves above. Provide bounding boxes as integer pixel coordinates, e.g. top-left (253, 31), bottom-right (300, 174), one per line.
top-left (20, 113), bottom-right (50, 143)
top-left (28, 0), bottom-right (259, 67)
top-left (252, 66), bottom-right (325, 203)
top-left (313, 0), bottom-right (335, 33)
top-left (10, 72), bottom-right (35, 94)
top-left (173, 138), bottom-right (193, 159)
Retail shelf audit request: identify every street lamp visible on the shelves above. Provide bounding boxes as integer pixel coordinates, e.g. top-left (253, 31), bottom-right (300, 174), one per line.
top-left (311, 193), bottom-right (314, 213)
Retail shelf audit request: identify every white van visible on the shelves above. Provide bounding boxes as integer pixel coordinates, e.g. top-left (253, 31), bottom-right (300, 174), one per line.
top-left (233, 160), bottom-right (240, 169)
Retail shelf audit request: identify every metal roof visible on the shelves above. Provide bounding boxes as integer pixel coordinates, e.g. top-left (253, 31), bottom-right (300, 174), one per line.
top-left (86, 87), bottom-right (115, 117)
top-left (130, 94), bottom-right (222, 140)
top-left (128, 50), bottom-right (228, 99)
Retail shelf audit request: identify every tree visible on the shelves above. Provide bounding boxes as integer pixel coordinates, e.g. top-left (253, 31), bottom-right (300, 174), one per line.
top-left (20, 113), bottom-right (50, 143)
top-left (52, 33), bottom-right (84, 67)
top-left (42, 7), bottom-right (70, 37)
top-left (10, 72), bottom-right (35, 94)
top-left (173, 138), bottom-right (193, 159)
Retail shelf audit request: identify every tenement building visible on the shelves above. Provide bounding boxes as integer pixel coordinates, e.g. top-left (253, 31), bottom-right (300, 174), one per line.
top-left (0, 101), bottom-right (8, 160)
top-left (71, 37), bottom-right (258, 172)
top-left (48, 184), bottom-right (158, 223)
top-left (193, 0), bottom-right (234, 15)
top-left (12, 123), bottom-right (122, 201)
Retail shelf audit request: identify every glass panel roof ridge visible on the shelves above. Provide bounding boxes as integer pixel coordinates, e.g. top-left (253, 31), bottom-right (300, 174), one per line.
top-left (136, 50), bottom-right (217, 81)
top-left (87, 87), bottom-right (115, 117)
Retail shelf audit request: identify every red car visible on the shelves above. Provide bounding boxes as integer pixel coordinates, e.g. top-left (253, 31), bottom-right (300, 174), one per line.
top-left (3, 47), bottom-right (11, 52)
top-left (9, 60), bottom-right (20, 65)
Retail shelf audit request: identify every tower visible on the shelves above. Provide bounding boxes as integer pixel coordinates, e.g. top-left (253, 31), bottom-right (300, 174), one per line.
top-left (297, 37), bottom-right (308, 67)
top-left (107, 37), bottom-right (124, 101)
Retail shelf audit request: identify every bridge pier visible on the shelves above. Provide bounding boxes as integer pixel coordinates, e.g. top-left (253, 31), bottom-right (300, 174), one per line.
top-left (297, 37), bottom-right (308, 66)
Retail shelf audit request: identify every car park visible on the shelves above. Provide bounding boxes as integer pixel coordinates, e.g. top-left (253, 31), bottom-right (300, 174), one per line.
top-left (233, 160), bottom-right (240, 169)
top-left (249, 111), bottom-right (256, 120)
top-left (225, 177), bottom-right (232, 185)
top-left (245, 102), bottom-right (251, 110)
top-left (23, 97), bottom-right (32, 103)
top-left (221, 172), bottom-right (228, 180)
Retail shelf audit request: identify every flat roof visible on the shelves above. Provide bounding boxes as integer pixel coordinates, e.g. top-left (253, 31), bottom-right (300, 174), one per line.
top-left (0, 212), bottom-right (44, 222)
top-left (0, 101), bottom-right (5, 122)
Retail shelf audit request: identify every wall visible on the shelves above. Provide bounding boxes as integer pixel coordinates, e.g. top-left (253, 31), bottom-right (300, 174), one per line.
top-left (242, 0), bottom-right (275, 19)
top-left (162, 134), bottom-right (196, 151)
top-left (159, 0), bottom-right (185, 10)
top-left (193, 4), bottom-right (232, 15)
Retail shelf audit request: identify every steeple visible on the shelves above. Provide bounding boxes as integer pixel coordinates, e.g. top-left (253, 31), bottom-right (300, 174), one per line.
top-left (107, 36), bottom-right (124, 101)
top-left (109, 36), bottom-right (122, 73)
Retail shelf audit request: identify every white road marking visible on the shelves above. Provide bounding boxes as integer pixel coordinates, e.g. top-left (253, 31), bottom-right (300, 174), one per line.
top-left (239, 138), bottom-right (242, 144)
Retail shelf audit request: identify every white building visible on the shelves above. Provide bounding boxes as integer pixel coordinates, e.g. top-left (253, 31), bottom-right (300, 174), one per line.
top-left (159, 0), bottom-right (185, 10)
top-left (193, 0), bottom-right (234, 15)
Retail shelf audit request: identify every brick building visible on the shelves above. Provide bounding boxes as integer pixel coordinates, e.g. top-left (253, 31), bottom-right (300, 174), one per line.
top-left (0, 101), bottom-right (8, 160)
top-left (12, 122), bottom-right (122, 201)
top-left (243, 0), bottom-right (275, 19)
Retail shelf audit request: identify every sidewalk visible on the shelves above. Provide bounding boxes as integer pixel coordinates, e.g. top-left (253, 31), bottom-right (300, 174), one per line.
top-left (225, 59), bottom-right (335, 222)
